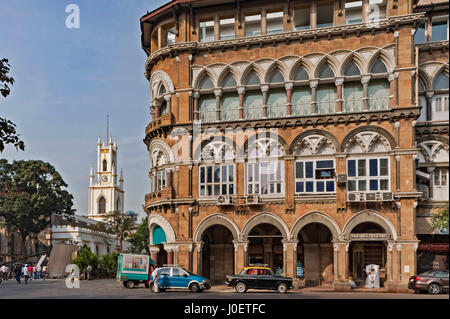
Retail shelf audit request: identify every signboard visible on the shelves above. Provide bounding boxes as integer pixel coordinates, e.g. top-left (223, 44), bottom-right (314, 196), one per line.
top-left (349, 233), bottom-right (390, 241)
top-left (296, 266), bottom-right (303, 277)
top-left (37, 255), bottom-right (46, 267)
top-left (418, 243), bottom-right (449, 251)
top-left (122, 254), bottom-right (149, 274)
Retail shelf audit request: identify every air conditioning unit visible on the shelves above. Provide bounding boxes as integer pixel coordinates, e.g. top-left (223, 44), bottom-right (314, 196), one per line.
top-left (347, 192), bottom-right (362, 202)
top-left (365, 192), bottom-right (376, 201)
top-left (336, 174), bottom-right (347, 184)
top-left (382, 192), bottom-right (393, 201)
top-left (217, 195), bottom-right (231, 205)
top-left (375, 192), bottom-right (382, 201)
top-left (246, 195), bottom-right (261, 205)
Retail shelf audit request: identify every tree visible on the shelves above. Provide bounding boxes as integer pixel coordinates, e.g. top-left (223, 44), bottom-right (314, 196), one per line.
top-left (100, 252), bottom-right (119, 278)
top-left (0, 159), bottom-right (75, 255)
top-left (431, 204), bottom-right (449, 233)
top-left (90, 210), bottom-right (134, 252)
top-left (1, 58), bottom-right (24, 152)
top-left (73, 245), bottom-right (99, 276)
top-left (128, 216), bottom-right (149, 255)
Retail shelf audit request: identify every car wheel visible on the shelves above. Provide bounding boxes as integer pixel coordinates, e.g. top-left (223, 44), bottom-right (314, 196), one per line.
top-left (190, 283), bottom-right (200, 293)
top-left (235, 282), bottom-right (247, 293)
top-left (277, 283), bottom-right (288, 294)
top-left (125, 280), bottom-right (135, 289)
top-left (428, 283), bottom-right (441, 295)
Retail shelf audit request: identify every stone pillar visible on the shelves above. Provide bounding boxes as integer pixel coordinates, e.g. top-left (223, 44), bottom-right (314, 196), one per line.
top-left (261, 84), bottom-right (269, 118)
top-left (335, 77), bottom-right (344, 113)
top-left (233, 240), bottom-right (248, 273)
top-left (310, 80), bottom-right (318, 114)
top-left (285, 81), bottom-right (293, 116)
top-left (425, 91), bottom-right (434, 121)
top-left (281, 240), bottom-right (298, 278)
top-left (263, 238), bottom-right (273, 268)
top-left (396, 243), bottom-right (402, 282)
top-left (154, 100), bottom-right (161, 119)
top-left (196, 242), bottom-right (203, 275)
top-left (150, 245), bottom-right (160, 266)
top-left (387, 242), bottom-right (394, 282)
top-left (214, 88), bottom-right (222, 121)
top-left (396, 155), bottom-right (401, 191)
top-left (261, 9), bottom-right (267, 34)
top-left (388, 73), bottom-right (396, 108)
top-left (361, 74), bottom-right (371, 111)
top-left (332, 242), bottom-right (351, 291)
top-left (163, 94), bottom-right (172, 114)
top-left (193, 91), bottom-right (199, 121)
top-left (237, 86), bottom-right (245, 119)
top-left (166, 168), bottom-right (173, 188)
top-left (427, 167), bottom-right (435, 199)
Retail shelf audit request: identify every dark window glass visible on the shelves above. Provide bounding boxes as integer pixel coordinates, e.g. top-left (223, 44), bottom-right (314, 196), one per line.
top-left (296, 182), bottom-right (304, 192)
top-left (316, 160), bottom-right (334, 168)
top-left (369, 159), bottom-right (378, 176)
top-left (294, 66), bottom-right (309, 81)
top-left (370, 59), bottom-right (388, 74)
top-left (306, 181), bottom-right (314, 192)
top-left (370, 179), bottom-right (378, 191)
top-left (305, 162), bottom-right (314, 178)
top-left (316, 181), bottom-right (324, 192)
top-left (326, 180), bottom-right (335, 192)
top-left (358, 159), bottom-right (366, 176)
top-left (318, 64), bottom-right (335, 78)
top-left (296, 162), bottom-right (304, 178)
top-left (207, 166), bottom-right (212, 183)
top-left (200, 167), bottom-right (205, 183)
top-left (348, 160), bottom-right (356, 177)
top-left (344, 61), bottom-right (361, 76)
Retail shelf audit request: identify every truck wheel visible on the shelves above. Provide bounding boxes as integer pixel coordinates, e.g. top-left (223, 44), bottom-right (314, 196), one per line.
top-left (277, 283), bottom-right (288, 294)
top-left (235, 282), bottom-right (247, 293)
top-left (190, 283), bottom-right (200, 293)
top-left (428, 283), bottom-right (441, 295)
top-left (125, 280), bottom-right (136, 289)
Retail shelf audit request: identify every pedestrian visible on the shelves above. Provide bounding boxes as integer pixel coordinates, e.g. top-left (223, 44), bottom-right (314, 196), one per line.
top-left (22, 264), bottom-right (29, 284)
top-left (86, 265), bottom-right (92, 280)
top-left (0, 265), bottom-right (7, 281)
top-left (28, 264), bottom-right (33, 281)
top-left (14, 265), bottom-right (21, 284)
top-left (33, 265), bottom-right (37, 280)
top-left (42, 265), bottom-right (48, 280)
top-left (36, 265), bottom-right (42, 280)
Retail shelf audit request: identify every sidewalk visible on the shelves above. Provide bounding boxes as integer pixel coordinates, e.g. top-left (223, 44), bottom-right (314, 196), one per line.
top-left (210, 284), bottom-right (393, 293)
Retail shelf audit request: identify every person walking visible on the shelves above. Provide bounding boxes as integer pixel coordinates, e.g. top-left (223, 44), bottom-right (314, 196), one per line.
top-left (42, 265), bottom-right (48, 280)
top-left (14, 265), bottom-right (21, 284)
top-left (86, 265), bottom-right (92, 281)
top-left (22, 264), bottom-right (29, 284)
top-left (28, 264), bottom-right (33, 281)
top-left (33, 265), bottom-right (37, 280)
top-left (36, 265), bottom-right (42, 280)
top-left (1, 265), bottom-right (7, 281)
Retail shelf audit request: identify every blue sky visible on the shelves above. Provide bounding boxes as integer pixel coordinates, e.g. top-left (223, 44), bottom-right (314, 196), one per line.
top-left (0, 0), bottom-right (166, 220)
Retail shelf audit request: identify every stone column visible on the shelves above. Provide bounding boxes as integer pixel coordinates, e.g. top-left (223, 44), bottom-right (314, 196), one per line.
top-left (150, 245), bottom-right (160, 266)
top-left (345, 242), bottom-right (350, 280)
top-left (163, 94), bottom-right (172, 115)
top-left (335, 77), bottom-right (344, 113)
top-left (237, 86), bottom-right (245, 119)
top-left (425, 91), bottom-right (434, 121)
top-left (387, 242), bottom-right (394, 282)
top-left (388, 73), bottom-right (396, 108)
top-left (261, 84), bottom-right (269, 118)
top-left (310, 79), bottom-right (318, 114)
top-left (154, 100), bottom-right (161, 119)
top-left (427, 167), bottom-right (435, 199)
top-left (233, 240), bottom-right (248, 273)
top-left (396, 243), bottom-right (402, 282)
top-left (193, 91), bottom-right (199, 121)
top-left (396, 155), bottom-right (401, 191)
top-left (361, 74), bottom-right (371, 111)
top-left (285, 81), bottom-right (294, 116)
top-left (281, 240), bottom-right (298, 278)
top-left (261, 9), bottom-right (267, 34)
top-left (196, 242), bottom-right (203, 275)
top-left (214, 88), bottom-right (222, 121)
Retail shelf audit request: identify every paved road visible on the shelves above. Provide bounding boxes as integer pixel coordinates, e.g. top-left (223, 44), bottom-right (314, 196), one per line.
top-left (0, 279), bottom-right (448, 299)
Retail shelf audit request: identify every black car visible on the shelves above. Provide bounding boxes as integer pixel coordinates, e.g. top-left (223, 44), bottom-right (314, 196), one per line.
top-left (225, 266), bottom-right (293, 293)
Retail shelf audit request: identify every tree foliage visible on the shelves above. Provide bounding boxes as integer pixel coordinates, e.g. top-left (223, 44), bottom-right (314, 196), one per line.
top-left (1, 58), bottom-right (24, 152)
top-left (0, 159), bottom-right (75, 246)
top-left (73, 246), bottom-right (99, 272)
top-left (128, 216), bottom-right (149, 255)
top-left (431, 204), bottom-right (449, 233)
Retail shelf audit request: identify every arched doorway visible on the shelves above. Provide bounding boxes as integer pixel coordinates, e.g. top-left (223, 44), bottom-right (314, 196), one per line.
top-left (297, 223), bottom-right (334, 287)
top-left (152, 226), bottom-right (167, 266)
top-left (247, 223), bottom-right (284, 275)
top-left (349, 222), bottom-right (388, 287)
top-left (201, 225), bottom-right (234, 283)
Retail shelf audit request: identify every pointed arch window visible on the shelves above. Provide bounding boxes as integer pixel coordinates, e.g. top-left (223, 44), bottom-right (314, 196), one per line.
top-left (431, 72), bottom-right (449, 121)
top-left (343, 61), bottom-right (363, 112)
top-left (417, 77), bottom-right (427, 122)
top-left (318, 64), bottom-right (335, 79)
top-left (222, 73), bottom-right (237, 88)
top-left (433, 73), bottom-right (449, 91)
top-left (370, 59), bottom-right (388, 74)
top-left (98, 197), bottom-right (106, 214)
top-left (220, 92), bottom-right (239, 121)
top-left (244, 70), bottom-right (260, 86)
top-left (198, 94), bottom-right (216, 122)
top-left (368, 59), bottom-right (390, 110)
top-left (268, 68), bottom-right (284, 83)
top-left (292, 66), bottom-right (311, 116)
top-left (102, 160), bottom-right (107, 172)
top-left (293, 66), bottom-right (309, 81)
top-left (243, 91), bottom-right (263, 119)
top-left (199, 75), bottom-right (214, 90)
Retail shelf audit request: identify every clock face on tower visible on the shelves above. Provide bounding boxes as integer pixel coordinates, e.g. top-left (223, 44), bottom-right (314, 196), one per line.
top-left (101, 175), bottom-right (108, 183)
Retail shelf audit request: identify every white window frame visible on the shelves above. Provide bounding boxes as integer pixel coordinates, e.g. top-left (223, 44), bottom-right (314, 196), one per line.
top-left (295, 159), bottom-right (336, 194)
top-left (246, 160), bottom-right (285, 196)
top-left (199, 19), bottom-right (215, 42)
top-left (220, 17), bottom-right (235, 40)
top-left (156, 169), bottom-right (166, 191)
top-left (199, 164), bottom-right (236, 197)
top-left (431, 15), bottom-right (449, 42)
top-left (347, 157), bottom-right (390, 192)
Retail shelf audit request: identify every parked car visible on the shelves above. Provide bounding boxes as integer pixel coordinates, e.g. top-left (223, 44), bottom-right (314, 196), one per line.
top-left (148, 266), bottom-right (211, 293)
top-left (225, 265), bottom-right (293, 293)
top-left (408, 269), bottom-right (449, 294)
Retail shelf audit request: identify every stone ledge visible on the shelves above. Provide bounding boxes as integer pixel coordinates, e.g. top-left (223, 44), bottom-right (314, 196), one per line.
top-left (385, 281), bottom-right (411, 293)
top-left (333, 281), bottom-right (352, 292)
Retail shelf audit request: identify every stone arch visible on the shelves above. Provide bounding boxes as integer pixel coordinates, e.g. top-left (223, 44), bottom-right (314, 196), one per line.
top-left (342, 210), bottom-right (397, 241)
top-left (264, 60), bottom-right (289, 83)
top-left (340, 52), bottom-right (365, 76)
top-left (150, 70), bottom-right (175, 100)
top-left (241, 212), bottom-right (290, 240)
top-left (291, 129), bottom-right (340, 155)
top-left (340, 125), bottom-right (396, 152)
top-left (290, 211), bottom-right (341, 241)
top-left (418, 138), bottom-right (449, 163)
top-left (240, 131), bottom-right (290, 158)
top-left (193, 135), bottom-right (236, 162)
top-left (241, 63), bottom-right (264, 85)
top-left (314, 55), bottom-right (340, 78)
top-left (289, 58), bottom-right (314, 81)
top-left (150, 139), bottom-right (174, 167)
top-left (432, 65), bottom-right (449, 89)
top-left (193, 68), bottom-right (217, 89)
top-left (193, 213), bottom-right (240, 243)
top-left (148, 213), bottom-right (176, 244)
top-left (366, 49), bottom-right (394, 74)
top-left (418, 68), bottom-right (432, 91)
top-left (217, 65), bottom-right (239, 88)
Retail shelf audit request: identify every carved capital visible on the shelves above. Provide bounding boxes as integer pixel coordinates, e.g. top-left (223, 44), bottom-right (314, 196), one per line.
top-left (335, 77), bottom-right (345, 86)
top-left (285, 81), bottom-right (294, 90)
top-left (361, 74), bottom-right (371, 84)
top-left (214, 88), bottom-right (222, 97)
top-left (237, 86), bottom-right (246, 94)
top-left (309, 79), bottom-right (319, 88)
top-left (260, 84), bottom-right (269, 92)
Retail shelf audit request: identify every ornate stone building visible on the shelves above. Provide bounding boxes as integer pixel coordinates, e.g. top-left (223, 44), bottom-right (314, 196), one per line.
top-left (140, 0), bottom-right (448, 291)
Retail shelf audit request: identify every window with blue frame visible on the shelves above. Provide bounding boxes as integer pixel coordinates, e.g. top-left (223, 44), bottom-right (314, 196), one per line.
top-left (347, 158), bottom-right (389, 192)
top-left (295, 160), bottom-right (335, 194)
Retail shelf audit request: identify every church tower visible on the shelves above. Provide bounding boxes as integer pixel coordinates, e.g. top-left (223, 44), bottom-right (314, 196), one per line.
top-left (88, 136), bottom-right (125, 222)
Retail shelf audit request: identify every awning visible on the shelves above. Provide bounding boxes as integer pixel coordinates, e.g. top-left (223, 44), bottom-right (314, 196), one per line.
top-left (418, 243), bottom-right (449, 251)
top-left (416, 170), bottom-right (430, 180)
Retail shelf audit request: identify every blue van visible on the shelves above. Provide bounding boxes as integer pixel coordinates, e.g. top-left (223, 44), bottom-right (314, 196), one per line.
top-left (149, 266), bottom-right (211, 293)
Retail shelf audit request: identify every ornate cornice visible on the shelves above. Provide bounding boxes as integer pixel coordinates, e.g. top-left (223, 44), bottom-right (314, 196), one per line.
top-left (416, 40), bottom-right (449, 52)
top-left (144, 13), bottom-right (426, 79)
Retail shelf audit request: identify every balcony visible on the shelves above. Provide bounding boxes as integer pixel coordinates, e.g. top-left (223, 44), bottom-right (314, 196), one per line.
top-left (145, 187), bottom-right (174, 207)
top-left (145, 113), bottom-right (173, 136)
